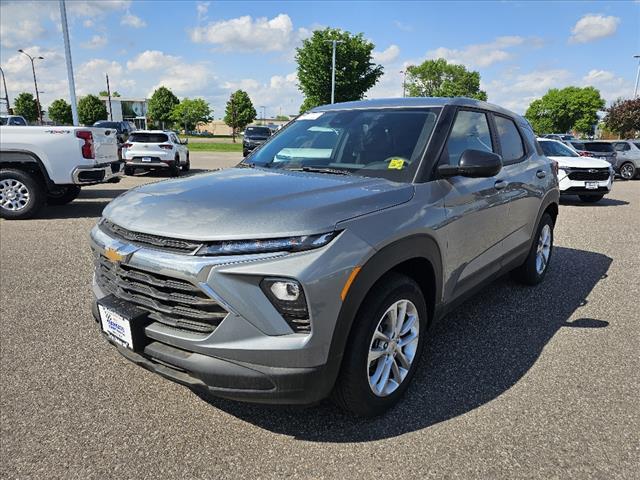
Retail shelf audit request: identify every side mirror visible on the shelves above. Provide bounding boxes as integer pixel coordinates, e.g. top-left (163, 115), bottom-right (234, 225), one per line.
top-left (438, 149), bottom-right (503, 178)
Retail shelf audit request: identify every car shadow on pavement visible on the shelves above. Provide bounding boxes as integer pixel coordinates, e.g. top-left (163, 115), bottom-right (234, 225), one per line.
top-left (560, 197), bottom-right (629, 207)
top-left (195, 246), bottom-right (612, 442)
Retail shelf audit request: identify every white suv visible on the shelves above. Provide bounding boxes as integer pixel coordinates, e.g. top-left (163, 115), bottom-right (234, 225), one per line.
top-left (122, 130), bottom-right (189, 176)
top-left (538, 138), bottom-right (613, 203)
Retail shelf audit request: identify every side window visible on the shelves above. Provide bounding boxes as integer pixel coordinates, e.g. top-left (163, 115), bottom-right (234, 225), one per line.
top-left (613, 142), bottom-right (630, 151)
top-left (170, 134), bottom-right (178, 144)
top-left (495, 115), bottom-right (525, 162)
top-left (441, 110), bottom-right (493, 165)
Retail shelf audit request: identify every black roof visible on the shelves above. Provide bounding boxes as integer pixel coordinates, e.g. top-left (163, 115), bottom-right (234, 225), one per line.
top-left (313, 97), bottom-right (524, 122)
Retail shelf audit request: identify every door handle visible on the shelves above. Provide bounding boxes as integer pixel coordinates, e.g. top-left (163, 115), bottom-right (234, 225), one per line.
top-left (536, 170), bottom-right (546, 178)
top-left (494, 180), bottom-right (507, 190)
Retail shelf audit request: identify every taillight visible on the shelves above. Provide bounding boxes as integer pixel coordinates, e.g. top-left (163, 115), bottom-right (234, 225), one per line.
top-left (76, 130), bottom-right (95, 159)
top-left (578, 151), bottom-right (592, 157)
top-left (159, 144), bottom-right (173, 150)
top-left (122, 143), bottom-right (132, 149)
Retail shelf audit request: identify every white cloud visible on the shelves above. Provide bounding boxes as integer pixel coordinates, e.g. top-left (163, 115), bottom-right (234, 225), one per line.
top-left (189, 14), bottom-right (310, 52)
top-left (582, 69), bottom-right (633, 102)
top-left (81, 35), bottom-right (108, 49)
top-left (196, 1), bottom-right (210, 22)
top-left (68, 0), bottom-right (131, 18)
top-left (569, 14), bottom-right (620, 44)
top-left (127, 50), bottom-right (180, 70)
top-left (83, 19), bottom-right (94, 28)
top-left (121, 11), bottom-right (146, 28)
top-left (221, 73), bottom-right (302, 117)
top-left (393, 20), bottom-right (413, 32)
top-left (0, 2), bottom-right (49, 48)
top-left (373, 45), bottom-right (400, 64)
top-left (427, 36), bottom-right (526, 68)
top-left (150, 63), bottom-right (215, 98)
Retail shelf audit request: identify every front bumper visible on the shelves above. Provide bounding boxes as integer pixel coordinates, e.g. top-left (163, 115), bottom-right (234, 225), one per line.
top-left (72, 161), bottom-right (124, 185)
top-left (89, 224), bottom-right (369, 403)
top-left (558, 172), bottom-right (613, 196)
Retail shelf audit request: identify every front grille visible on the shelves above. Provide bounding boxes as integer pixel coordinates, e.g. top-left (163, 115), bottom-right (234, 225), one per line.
top-left (95, 255), bottom-right (227, 334)
top-left (567, 168), bottom-right (610, 181)
top-left (100, 220), bottom-right (202, 254)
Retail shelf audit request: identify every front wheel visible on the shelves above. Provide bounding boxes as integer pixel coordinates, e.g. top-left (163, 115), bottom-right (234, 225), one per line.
top-left (579, 194), bottom-right (604, 203)
top-left (512, 213), bottom-right (554, 285)
top-left (0, 168), bottom-right (45, 219)
top-left (619, 162), bottom-right (636, 180)
top-left (169, 158), bottom-right (181, 177)
top-left (181, 154), bottom-right (190, 172)
top-left (47, 185), bottom-right (81, 205)
top-left (333, 273), bottom-right (427, 417)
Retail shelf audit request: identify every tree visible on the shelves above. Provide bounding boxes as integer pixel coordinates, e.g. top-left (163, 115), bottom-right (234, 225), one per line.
top-left (275, 115), bottom-right (290, 121)
top-left (224, 90), bottom-right (256, 142)
top-left (296, 27), bottom-right (383, 112)
top-left (603, 98), bottom-right (640, 138)
top-left (99, 90), bottom-right (121, 97)
top-left (48, 99), bottom-right (72, 125)
top-left (524, 86), bottom-right (605, 135)
top-left (78, 94), bottom-right (108, 125)
top-left (148, 86), bottom-right (179, 129)
top-left (13, 92), bottom-right (38, 123)
top-left (405, 58), bottom-right (487, 100)
top-left (172, 98), bottom-right (212, 132)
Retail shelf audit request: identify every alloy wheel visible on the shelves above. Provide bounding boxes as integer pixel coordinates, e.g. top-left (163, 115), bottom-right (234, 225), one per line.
top-left (620, 163), bottom-right (635, 180)
top-left (536, 224), bottom-right (552, 274)
top-left (367, 299), bottom-right (420, 397)
top-left (0, 178), bottom-right (30, 211)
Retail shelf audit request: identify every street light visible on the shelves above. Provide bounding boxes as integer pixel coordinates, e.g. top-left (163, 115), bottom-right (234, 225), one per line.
top-left (634, 55), bottom-right (640, 98)
top-left (324, 39), bottom-right (344, 104)
top-left (260, 105), bottom-right (266, 123)
top-left (18, 49), bottom-right (44, 124)
top-left (0, 66), bottom-right (10, 114)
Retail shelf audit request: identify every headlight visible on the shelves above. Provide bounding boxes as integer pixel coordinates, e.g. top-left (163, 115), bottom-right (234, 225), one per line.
top-left (195, 231), bottom-right (339, 256)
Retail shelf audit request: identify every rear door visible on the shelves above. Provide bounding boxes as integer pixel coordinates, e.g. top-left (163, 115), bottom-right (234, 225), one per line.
top-left (439, 108), bottom-right (510, 301)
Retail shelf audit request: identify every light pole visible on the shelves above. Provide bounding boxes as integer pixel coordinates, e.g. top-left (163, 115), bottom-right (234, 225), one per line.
top-left (0, 66), bottom-right (10, 114)
top-left (325, 39), bottom-right (344, 104)
top-left (59, 0), bottom-right (79, 126)
top-left (400, 70), bottom-right (407, 97)
top-left (634, 55), bottom-right (640, 98)
top-left (18, 49), bottom-right (44, 124)
top-left (260, 105), bottom-right (266, 124)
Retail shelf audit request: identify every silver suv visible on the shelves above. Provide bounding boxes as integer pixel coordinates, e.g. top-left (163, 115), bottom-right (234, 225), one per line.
top-left (90, 98), bottom-right (559, 416)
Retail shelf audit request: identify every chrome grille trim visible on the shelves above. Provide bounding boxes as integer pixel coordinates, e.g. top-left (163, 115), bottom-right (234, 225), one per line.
top-left (100, 219), bottom-right (202, 254)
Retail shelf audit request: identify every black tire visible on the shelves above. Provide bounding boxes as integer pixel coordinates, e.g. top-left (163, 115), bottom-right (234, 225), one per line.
top-left (512, 213), bottom-right (554, 285)
top-left (46, 185), bottom-right (81, 205)
top-left (243, 150), bottom-right (248, 157)
top-left (619, 162), bottom-right (636, 181)
top-left (333, 272), bottom-right (427, 417)
top-left (0, 168), bottom-right (45, 220)
top-left (124, 166), bottom-right (135, 176)
top-left (181, 154), bottom-right (190, 172)
top-left (169, 158), bottom-right (181, 177)
top-left (579, 194), bottom-right (604, 203)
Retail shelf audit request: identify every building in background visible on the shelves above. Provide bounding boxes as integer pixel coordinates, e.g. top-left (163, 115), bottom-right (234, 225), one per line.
top-left (99, 96), bottom-right (148, 129)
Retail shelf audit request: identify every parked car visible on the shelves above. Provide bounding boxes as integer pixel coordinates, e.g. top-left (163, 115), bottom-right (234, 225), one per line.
top-left (610, 140), bottom-right (640, 180)
top-left (543, 133), bottom-right (575, 141)
top-left (0, 115), bottom-right (28, 126)
top-left (538, 138), bottom-right (613, 203)
top-left (121, 130), bottom-right (189, 176)
top-left (568, 140), bottom-right (617, 166)
top-left (242, 125), bottom-right (272, 157)
top-left (93, 120), bottom-right (136, 143)
top-left (1, 125), bottom-right (122, 219)
top-left (90, 97), bottom-right (559, 416)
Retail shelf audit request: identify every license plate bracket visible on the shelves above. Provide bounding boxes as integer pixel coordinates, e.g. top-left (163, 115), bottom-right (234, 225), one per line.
top-left (141, 157), bottom-right (152, 162)
top-left (585, 181), bottom-right (598, 189)
top-left (98, 294), bottom-right (150, 352)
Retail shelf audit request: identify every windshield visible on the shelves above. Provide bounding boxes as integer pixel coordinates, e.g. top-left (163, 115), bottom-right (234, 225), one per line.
top-left (244, 108), bottom-right (440, 182)
top-left (129, 132), bottom-right (168, 143)
top-left (245, 127), bottom-right (271, 138)
top-left (539, 140), bottom-right (578, 157)
top-left (94, 121), bottom-right (120, 130)
top-left (584, 142), bottom-right (614, 153)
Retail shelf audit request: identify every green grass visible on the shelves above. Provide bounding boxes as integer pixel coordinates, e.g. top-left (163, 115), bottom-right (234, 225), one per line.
top-left (187, 142), bottom-right (243, 152)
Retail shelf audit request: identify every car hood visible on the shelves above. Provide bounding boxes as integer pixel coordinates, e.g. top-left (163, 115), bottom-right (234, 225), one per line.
top-left (103, 167), bottom-right (414, 240)
top-left (547, 156), bottom-right (611, 169)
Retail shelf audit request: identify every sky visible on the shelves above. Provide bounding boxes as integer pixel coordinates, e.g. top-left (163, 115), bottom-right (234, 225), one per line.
top-left (0, 0), bottom-right (638, 119)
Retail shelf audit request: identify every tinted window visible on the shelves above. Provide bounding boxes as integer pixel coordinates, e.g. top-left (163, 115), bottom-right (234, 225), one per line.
top-left (246, 108), bottom-right (439, 182)
top-left (539, 140), bottom-right (579, 157)
top-left (613, 142), bottom-right (630, 151)
top-left (570, 141), bottom-right (585, 150)
top-left (94, 121), bottom-right (122, 132)
top-left (442, 110), bottom-right (493, 165)
top-left (129, 133), bottom-right (168, 143)
top-left (634, 142), bottom-right (640, 149)
top-left (495, 116), bottom-right (524, 162)
top-left (0, 117), bottom-right (6, 125)
top-left (245, 127), bottom-right (272, 137)
top-left (584, 142), bottom-right (614, 153)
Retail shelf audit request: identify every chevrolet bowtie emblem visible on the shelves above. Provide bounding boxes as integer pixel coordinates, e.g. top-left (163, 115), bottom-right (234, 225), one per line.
top-left (104, 247), bottom-right (125, 263)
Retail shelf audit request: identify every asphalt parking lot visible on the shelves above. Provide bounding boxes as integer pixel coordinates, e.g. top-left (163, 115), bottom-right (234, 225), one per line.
top-left (1, 152), bottom-right (638, 479)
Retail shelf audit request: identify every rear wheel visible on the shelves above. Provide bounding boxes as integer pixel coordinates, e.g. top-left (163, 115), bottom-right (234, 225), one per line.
top-left (181, 153), bottom-right (190, 172)
top-left (512, 213), bottom-right (554, 285)
top-left (0, 168), bottom-right (45, 219)
top-left (169, 157), bottom-right (181, 177)
top-left (579, 194), bottom-right (604, 203)
top-left (124, 166), bottom-right (135, 176)
top-left (47, 185), bottom-right (81, 205)
top-left (619, 162), bottom-right (636, 180)
top-left (333, 273), bottom-right (427, 417)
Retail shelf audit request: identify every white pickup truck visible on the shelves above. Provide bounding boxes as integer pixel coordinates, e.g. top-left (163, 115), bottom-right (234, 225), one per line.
top-left (0, 126), bottom-right (123, 219)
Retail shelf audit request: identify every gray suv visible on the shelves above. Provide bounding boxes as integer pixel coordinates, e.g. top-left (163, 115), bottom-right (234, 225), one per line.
top-left (90, 98), bottom-right (559, 416)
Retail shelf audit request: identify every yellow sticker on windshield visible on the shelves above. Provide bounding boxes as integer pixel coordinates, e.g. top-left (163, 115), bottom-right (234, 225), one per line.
top-left (388, 158), bottom-right (405, 170)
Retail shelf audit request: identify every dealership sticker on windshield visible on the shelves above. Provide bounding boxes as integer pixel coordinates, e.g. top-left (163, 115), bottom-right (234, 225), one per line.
top-left (388, 158), bottom-right (405, 169)
top-left (298, 111), bottom-right (324, 121)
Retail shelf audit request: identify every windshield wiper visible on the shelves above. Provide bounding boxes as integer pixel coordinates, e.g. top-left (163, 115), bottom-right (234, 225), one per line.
top-left (286, 166), bottom-right (352, 176)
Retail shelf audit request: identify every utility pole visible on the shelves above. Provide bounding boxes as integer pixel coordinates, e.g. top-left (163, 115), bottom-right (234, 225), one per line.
top-left (400, 70), bottom-right (407, 97)
top-left (325, 39), bottom-right (344, 104)
top-left (106, 73), bottom-right (113, 120)
top-left (0, 66), bottom-right (10, 114)
top-left (634, 55), bottom-right (640, 98)
top-left (18, 49), bottom-right (44, 124)
top-left (59, 0), bottom-right (79, 126)
top-left (261, 105), bottom-right (266, 124)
